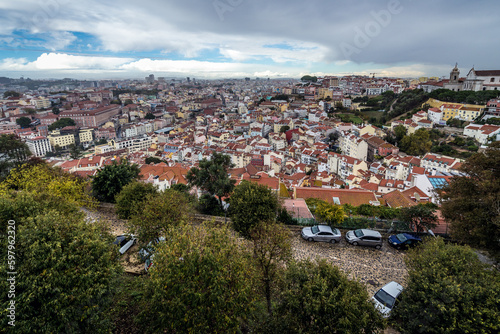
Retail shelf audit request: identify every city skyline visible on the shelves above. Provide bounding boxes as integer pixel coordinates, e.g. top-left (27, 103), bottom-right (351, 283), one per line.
top-left (0, 0), bottom-right (498, 79)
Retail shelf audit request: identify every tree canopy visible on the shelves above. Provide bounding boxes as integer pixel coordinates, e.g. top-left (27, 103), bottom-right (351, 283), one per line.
top-left (271, 259), bottom-right (386, 333)
top-left (0, 161), bottom-right (95, 209)
top-left (398, 203), bottom-right (438, 233)
top-left (48, 117), bottom-right (76, 131)
top-left (392, 238), bottom-right (500, 333)
top-left (91, 160), bottom-right (141, 203)
top-left (115, 181), bottom-right (158, 219)
top-left (300, 75), bottom-right (318, 82)
top-left (438, 142), bottom-right (500, 254)
top-left (127, 190), bottom-right (190, 245)
top-left (0, 174), bottom-right (121, 332)
top-left (229, 180), bottom-right (280, 238)
top-left (250, 221), bottom-right (291, 315)
top-left (0, 134), bottom-right (31, 180)
top-left (186, 152), bottom-right (235, 210)
top-left (142, 223), bottom-right (256, 333)
top-left (16, 116), bottom-right (31, 128)
top-left (399, 128), bottom-right (432, 156)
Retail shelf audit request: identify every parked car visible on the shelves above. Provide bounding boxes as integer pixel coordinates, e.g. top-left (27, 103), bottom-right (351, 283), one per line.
top-left (113, 234), bottom-right (136, 254)
top-left (388, 233), bottom-right (422, 250)
top-left (372, 281), bottom-right (403, 317)
top-left (345, 229), bottom-right (382, 249)
top-left (301, 225), bottom-right (341, 244)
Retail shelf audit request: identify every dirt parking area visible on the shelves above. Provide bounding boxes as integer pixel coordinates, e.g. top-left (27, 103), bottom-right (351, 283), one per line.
top-left (291, 230), bottom-right (408, 296)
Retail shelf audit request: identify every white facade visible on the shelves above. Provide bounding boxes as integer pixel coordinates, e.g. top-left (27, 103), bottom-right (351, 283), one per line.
top-left (26, 136), bottom-right (52, 157)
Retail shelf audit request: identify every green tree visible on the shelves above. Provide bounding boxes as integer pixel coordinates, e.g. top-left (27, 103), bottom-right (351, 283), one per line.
top-left (144, 112), bottom-right (155, 119)
top-left (394, 125), bottom-right (407, 142)
top-left (314, 200), bottom-right (345, 225)
top-left (142, 223), bottom-right (256, 333)
top-left (301, 75), bottom-right (318, 82)
top-left (400, 128), bottom-right (432, 156)
top-left (48, 117), bottom-right (76, 131)
top-left (52, 106), bottom-right (60, 115)
top-left (272, 259), bottom-right (385, 333)
top-left (187, 152), bottom-right (235, 211)
top-left (68, 143), bottom-right (83, 160)
top-left (398, 203), bottom-right (438, 233)
top-left (124, 99), bottom-right (134, 105)
top-left (91, 160), bottom-right (140, 202)
top-left (438, 142), bottom-right (500, 254)
top-left (197, 193), bottom-right (225, 216)
top-left (0, 134), bottom-right (31, 179)
top-left (3, 90), bottom-right (20, 98)
top-left (393, 238), bottom-right (500, 333)
top-left (229, 180), bottom-right (280, 238)
top-left (0, 195), bottom-right (122, 332)
top-left (16, 116), bottom-right (31, 128)
top-left (127, 190), bottom-right (189, 245)
top-left (250, 221), bottom-right (291, 316)
top-left (0, 161), bottom-right (96, 209)
top-left (144, 156), bottom-right (163, 164)
top-left (279, 125), bottom-right (290, 133)
top-left (115, 181), bottom-right (158, 219)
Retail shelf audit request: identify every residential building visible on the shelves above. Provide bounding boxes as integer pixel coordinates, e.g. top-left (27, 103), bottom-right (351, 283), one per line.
top-left (25, 135), bottom-right (52, 157)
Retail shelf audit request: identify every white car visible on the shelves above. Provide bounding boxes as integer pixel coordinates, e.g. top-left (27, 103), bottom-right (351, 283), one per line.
top-left (113, 234), bottom-right (137, 255)
top-left (372, 281), bottom-right (403, 317)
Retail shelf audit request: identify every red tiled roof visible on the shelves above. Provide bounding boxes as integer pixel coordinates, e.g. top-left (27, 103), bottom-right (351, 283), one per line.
top-left (382, 190), bottom-right (416, 208)
top-left (294, 187), bottom-right (378, 206)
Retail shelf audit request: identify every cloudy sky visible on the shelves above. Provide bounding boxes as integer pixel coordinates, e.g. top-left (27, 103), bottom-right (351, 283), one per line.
top-left (0, 0), bottom-right (498, 80)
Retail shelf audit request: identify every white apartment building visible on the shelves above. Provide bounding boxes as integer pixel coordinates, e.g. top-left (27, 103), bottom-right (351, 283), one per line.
top-left (25, 135), bottom-right (52, 157)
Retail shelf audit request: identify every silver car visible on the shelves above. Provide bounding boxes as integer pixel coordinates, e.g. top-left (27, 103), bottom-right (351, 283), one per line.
top-left (372, 281), bottom-right (404, 317)
top-left (301, 225), bottom-right (341, 244)
top-left (345, 229), bottom-right (382, 249)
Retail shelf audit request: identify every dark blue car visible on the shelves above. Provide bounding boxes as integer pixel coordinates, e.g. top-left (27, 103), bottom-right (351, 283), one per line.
top-left (388, 233), bottom-right (421, 250)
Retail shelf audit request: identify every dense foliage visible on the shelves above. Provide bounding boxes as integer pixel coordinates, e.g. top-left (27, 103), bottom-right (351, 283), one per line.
top-left (0, 134), bottom-right (31, 180)
top-left (142, 223), bottom-right (257, 333)
top-left (48, 117), bottom-right (76, 131)
top-left (16, 116), bottom-right (31, 128)
top-left (0, 170), bottom-right (121, 332)
top-left (0, 161), bottom-right (96, 209)
top-left (229, 180), bottom-right (280, 238)
top-left (429, 88), bottom-right (500, 105)
top-left (397, 203), bottom-right (438, 232)
top-left (187, 152), bottom-right (235, 211)
top-left (115, 181), bottom-right (158, 219)
top-left (91, 160), bottom-right (141, 202)
top-left (127, 190), bottom-right (190, 246)
top-left (271, 259), bottom-right (386, 333)
top-left (388, 89), bottom-right (428, 119)
top-left (393, 238), bottom-right (500, 333)
top-left (438, 142), bottom-right (500, 254)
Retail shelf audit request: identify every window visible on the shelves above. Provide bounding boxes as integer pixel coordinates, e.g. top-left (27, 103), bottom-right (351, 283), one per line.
top-left (491, 78), bottom-right (495, 82)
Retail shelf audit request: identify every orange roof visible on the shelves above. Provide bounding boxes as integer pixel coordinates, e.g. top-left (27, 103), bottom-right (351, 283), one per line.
top-left (294, 187), bottom-right (378, 206)
top-left (382, 190), bottom-right (416, 208)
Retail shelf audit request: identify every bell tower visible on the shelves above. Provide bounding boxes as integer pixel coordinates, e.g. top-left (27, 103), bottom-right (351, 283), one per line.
top-left (450, 63), bottom-right (460, 83)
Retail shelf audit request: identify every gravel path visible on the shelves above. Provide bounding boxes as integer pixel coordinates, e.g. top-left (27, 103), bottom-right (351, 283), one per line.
top-left (291, 232), bottom-right (408, 296)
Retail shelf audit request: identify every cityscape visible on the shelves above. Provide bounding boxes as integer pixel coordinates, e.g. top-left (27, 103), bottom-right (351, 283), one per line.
top-left (1, 0), bottom-right (499, 333)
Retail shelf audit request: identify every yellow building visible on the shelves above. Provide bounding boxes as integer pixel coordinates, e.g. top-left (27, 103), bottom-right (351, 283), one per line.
top-left (316, 88), bottom-right (333, 100)
top-left (48, 131), bottom-right (75, 148)
top-left (440, 104), bottom-right (462, 121)
top-left (457, 106), bottom-right (482, 122)
top-left (79, 128), bottom-right (94, 143)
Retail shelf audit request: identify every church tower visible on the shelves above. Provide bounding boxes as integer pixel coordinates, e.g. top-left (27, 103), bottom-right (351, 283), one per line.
top-left (450, 63), bottom-right (460, 83)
